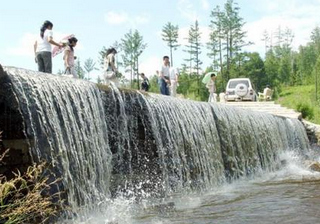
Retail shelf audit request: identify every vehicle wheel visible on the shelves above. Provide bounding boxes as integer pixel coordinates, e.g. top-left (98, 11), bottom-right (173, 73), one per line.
top-left (235, 83), bottom-right (248, 97)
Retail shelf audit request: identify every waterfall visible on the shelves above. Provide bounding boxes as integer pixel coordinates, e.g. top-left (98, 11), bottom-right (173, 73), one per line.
top-left (2, 67), bottom-right (112, 208)
top-left (103, 85), bottom-right (310, 197)
top-left (0, 66), bottom-right (310, 210)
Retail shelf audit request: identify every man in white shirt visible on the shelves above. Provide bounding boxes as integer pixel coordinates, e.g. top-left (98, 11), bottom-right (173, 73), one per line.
top-left (169, 64), bottom-right (179, 97)
top-left (159, 56), bottom-right (170, 95)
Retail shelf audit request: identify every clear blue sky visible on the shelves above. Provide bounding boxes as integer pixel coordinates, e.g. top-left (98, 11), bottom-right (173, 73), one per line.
top-left (1, 0), bottom-right (319, 80)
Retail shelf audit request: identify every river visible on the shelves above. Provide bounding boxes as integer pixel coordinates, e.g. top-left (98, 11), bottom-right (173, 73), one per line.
top-left (70, 151), bottom-right (320, 224)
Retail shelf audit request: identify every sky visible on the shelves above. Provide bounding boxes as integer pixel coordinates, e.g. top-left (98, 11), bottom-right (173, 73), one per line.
top-left (1, 0), bottom-right (320, 81)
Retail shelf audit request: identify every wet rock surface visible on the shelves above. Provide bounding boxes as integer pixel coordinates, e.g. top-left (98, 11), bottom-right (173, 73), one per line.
top-left (302, 120), bottom-right (320, 147)
top-left (0, 66), bottom-right (31, 178)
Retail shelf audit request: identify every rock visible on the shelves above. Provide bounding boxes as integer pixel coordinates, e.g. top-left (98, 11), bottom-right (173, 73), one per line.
top-left (302, 120), bottom-right (320, 146)
top-left (150, 201), bottom-right (175, 214)
top-left (0, 64), bottom-right (4, 78)
top-left (304, 160), bottom-right (320, 172)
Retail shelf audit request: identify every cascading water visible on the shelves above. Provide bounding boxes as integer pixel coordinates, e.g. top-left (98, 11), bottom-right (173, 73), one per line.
top-left (104, 84), bottom-right (310, 197)
top-left (1, 67), bottom-right (112, 209)
top-left (0, 66), bottom-right (314, 223)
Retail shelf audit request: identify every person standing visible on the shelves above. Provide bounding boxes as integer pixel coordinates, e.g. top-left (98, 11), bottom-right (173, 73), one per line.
top-left (140, 73), bottom-right (150, 92)
top-left (34, 20), bottom-right (63, 73)
top-left (159, 56), bottom-right (170, 95)
top-left (206, 73), bottom-right (217, 102)
top-left (169, 64), bottom-right (179, 97)
top-left (63, 37), bottom-right (78, 78)
top-left (104, 48), bottom-right (118, 86)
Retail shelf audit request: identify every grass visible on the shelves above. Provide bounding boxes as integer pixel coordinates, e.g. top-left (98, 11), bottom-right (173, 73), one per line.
top-left (276, 85), bottom-right (320, 124)
top-left (0, 132), bottom-right (65, 224)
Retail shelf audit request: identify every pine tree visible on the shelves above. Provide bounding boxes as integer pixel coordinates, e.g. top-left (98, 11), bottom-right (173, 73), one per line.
top-left (223, 0), bottom-right (250, 80)
top-left (208, 6), bottom-right (224, 77)
top-left (121, 29), bottom-right (147, 88)
top-left (261, 30), bottom-right (271, 55)
top-left (184, 20), bottom-right (202, 76)
top-left (208, 1), bottom-right (249, 84)
top-left (74, 58), bottom-right (85, 79)
top-left (162, 22), bottom-right (180, 66)
top-left (311, 26), bottom-right (320, 55)
top-left (83, 58), bottom-right (97, 80)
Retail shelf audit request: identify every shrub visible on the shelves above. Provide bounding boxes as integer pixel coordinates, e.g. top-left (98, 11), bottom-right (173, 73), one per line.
top-left (296, 103), bottom-right (314, 119)
top-left (0, 132), bottom-right (65, 224)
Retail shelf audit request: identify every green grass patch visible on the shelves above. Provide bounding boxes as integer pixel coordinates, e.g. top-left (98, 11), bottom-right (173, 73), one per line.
top-left (276, 85), bottom-right (320, 124)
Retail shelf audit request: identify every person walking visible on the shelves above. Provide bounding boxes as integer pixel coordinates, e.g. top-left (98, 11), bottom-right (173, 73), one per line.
top-left (104, 48), bottom-right (118, 86)
top-left (140, 73), bottom-right (150, 92)
top-left (63, 37), bottom-right (78, 78)
top-left (169, 64), bottom-right (179, 97)
top-left (34, 20), bottom-right (63, 73)
top-left (159, 56), bottom-right (170, 95)
top-left (206, 73), bottom-right (217, 102)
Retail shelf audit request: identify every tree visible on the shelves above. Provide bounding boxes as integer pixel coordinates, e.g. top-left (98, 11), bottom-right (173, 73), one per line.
top-left (261, 30), bottom-right (271, 55)
top-left (311, 26), bottom-right (320, 55)
top-left (162, 22), bottom-right (180, 66)
top-left (297, 45), bottom-right (317, 84)
top-left (83, 58), bottom-right (97, 80)
top-left (121, 29), bottom-right (147, 89)
top-left (184, 20), bottom-right (202, 76)
top-left (74, 58), bottom-right (85, 79)
top-left (290, 53), bottom-right (301, 86)
top-left (208, 5), bottom-right (225, 85)
top-left (313, 55), bottom-right (320, 101)
top-left (208, 1), bottom-right (250, 85)
top-left (223, 0), bottom-right (251, 80)
top-left (148, 74), bottom-right (160, 93)
top-left (264, 50), bottom-right (280, 92)
top-left (271, 27), bottom-right (294, 85)
top-left (241, 52), bottom-right (266, 91)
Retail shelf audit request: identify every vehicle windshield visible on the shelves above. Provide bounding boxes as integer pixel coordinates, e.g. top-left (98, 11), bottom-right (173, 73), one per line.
top-left (228, 80), bottom-right (249, 88)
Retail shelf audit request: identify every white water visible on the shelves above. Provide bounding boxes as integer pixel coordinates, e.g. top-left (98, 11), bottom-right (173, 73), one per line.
top-left (67, 150), bottom-right (320, 224)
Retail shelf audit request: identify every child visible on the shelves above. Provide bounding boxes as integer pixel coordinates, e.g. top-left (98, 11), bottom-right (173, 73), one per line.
top-left (140, 73), bottom-right (150, 92)
top-left (63, 37), bottom-right (78, 78)
top-left (206, 73), bottom-right (217, 102)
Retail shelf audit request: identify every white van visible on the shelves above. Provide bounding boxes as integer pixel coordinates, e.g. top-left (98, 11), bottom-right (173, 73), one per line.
top-left (225, 78), bottom-right (257, 101)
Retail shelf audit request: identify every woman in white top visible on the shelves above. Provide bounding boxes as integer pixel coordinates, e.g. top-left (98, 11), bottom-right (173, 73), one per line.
top-left (103, 48), bottom-right (118, 85)
top-left (34, 20), bottom-right (63, 73)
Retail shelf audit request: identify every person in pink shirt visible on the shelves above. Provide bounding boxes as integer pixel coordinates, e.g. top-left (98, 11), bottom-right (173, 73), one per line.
top-left (63, 37), bottom-right (78, 78)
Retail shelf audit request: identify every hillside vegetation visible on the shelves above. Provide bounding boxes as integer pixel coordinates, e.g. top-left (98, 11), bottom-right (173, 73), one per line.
top-left (276, 85), bottom-right (320, 124)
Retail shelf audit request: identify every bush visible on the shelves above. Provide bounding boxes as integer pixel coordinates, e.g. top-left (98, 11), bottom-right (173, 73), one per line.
top-left (296, 103), bottom-right (314, 119)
